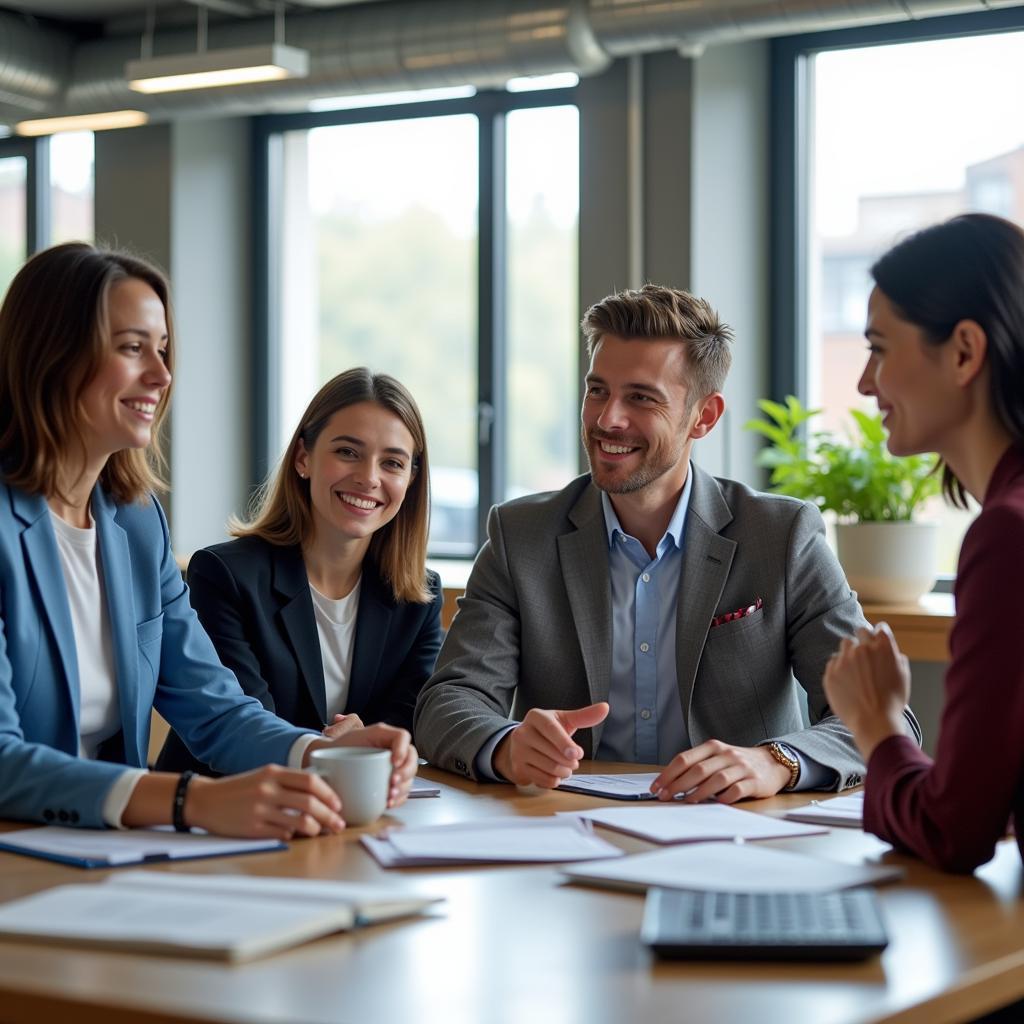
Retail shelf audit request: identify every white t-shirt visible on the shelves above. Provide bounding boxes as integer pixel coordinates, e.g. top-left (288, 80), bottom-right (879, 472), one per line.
top-left (309, 578), bottom-right (361, 721)
top-left (50, 511), bottom-right (121, 760)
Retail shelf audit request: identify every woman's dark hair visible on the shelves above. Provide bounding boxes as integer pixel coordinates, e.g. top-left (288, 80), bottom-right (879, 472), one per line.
top-left (871, 212), bottom-right (1024, 507)
top-left (0, 242), bottom-right (174, 503)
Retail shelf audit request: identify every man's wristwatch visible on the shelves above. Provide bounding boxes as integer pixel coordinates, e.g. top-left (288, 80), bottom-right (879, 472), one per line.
top-left (766, 742), bottom-right (800, 791)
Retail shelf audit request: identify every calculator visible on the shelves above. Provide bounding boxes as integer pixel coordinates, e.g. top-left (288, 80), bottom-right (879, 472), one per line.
top-left (641, 887), bottom-right (889, 961)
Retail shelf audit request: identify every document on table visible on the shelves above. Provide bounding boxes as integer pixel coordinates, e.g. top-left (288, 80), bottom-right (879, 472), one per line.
top-left (559, 804), bottom-right (827, 844)
top-left (362, 816), bottom-right (624, 867)
top-left (785, 792), bottom-right (865, 828)
top-left (0, 870), bottom-right (443, 962)
top-left (0, 826), bottom-right (285, 869)
top-left (409, 777), bottom-right (442, 798)
top-left (563, 842), bottom-right (903, 895)
top-left (555, 773), bottom-right (661, 800)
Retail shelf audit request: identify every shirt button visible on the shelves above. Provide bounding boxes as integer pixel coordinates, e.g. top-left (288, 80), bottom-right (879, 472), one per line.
top-left (639, 642), bottom-right (650, 653)
top-left (640, 708), bottom-right (652, 720)
top-left (641, 573), bottom-right (650, 583)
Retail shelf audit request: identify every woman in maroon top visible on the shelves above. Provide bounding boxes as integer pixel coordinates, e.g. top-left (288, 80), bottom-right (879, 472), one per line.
top-left (823, 213), bottom-right (1024, 874)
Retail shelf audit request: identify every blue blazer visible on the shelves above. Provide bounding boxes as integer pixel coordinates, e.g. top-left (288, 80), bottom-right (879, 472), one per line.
top-left (156, 536), bottom-right (442, 775)
top-left (0, 481), bottom-right (310, 828)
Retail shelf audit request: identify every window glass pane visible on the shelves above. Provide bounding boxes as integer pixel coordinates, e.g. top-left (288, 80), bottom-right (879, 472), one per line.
top-left (505, 105), bottom-right (579, 500)
top-left (49, 131), bottom-right (94, 244)
top-left (0, 156), bottom-right (26, 296)
top-left (810, 33), bottom-right (1024, 572)
top-left (278, 115), bottom-right (478, 556)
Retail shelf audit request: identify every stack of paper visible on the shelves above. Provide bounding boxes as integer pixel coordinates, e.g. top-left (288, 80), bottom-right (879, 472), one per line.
top-left (555, 773), bottom-right (660, 800)
top-left (0, 826), bottom-right (285, 869)
top-left (362, 817), bottom-right (624, 867)
top-left (560, 804), bottom-right (827, 844)
top-left (0, 871), bottom-right (443, 962)
top-left (409, 777), bottom-right (442, 798)
top-left (563, 842), bottom-right (902, 894)
top-left (785, 792), bottom-right (865, 829)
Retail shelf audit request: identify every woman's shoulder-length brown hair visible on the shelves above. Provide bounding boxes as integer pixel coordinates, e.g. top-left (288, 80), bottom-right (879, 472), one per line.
top-left (0, 241), bottom-right (174, 505)
top-left (234, 367), bottom-right (432, 604)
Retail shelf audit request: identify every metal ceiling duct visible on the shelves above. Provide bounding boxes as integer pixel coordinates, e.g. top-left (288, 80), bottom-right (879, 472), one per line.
top-left (0, 12), bottom-right (72, 114)
top-left (1, 0), bottom-right (1021, 122)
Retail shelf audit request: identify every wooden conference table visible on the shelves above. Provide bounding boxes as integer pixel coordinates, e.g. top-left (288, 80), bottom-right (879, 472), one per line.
top-left (0, 764), bottom-right (1021, 1024)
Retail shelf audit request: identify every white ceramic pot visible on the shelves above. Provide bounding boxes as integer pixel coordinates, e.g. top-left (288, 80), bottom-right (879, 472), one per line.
top-left (834, 521), bottom-right (938, 604)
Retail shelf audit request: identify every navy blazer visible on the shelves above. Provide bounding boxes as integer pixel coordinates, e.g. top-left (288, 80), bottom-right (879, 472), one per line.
top-left (157, 536), bottom-right (442, 775)
top-left (0, 482), bottom-right (310, 828)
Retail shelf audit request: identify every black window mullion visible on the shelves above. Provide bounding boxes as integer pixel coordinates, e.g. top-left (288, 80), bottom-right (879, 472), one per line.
top-left (476, 106), bottom-right (507, 546)
top-left (26, 136), bottom-right (49, 255)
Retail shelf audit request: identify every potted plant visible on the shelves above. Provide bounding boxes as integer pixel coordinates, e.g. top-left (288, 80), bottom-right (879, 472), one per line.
top-left (745, 396), bottom-right (941, 603)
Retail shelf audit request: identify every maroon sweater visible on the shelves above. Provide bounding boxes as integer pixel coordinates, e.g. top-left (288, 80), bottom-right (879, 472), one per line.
top-left (864, 445), bottom-right (1024, 873)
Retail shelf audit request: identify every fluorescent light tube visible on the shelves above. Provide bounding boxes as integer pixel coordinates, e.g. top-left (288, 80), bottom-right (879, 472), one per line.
top-left (16, 110), bottom-right (149, 136)
top-left (127, 43), bottom-right (309, 94)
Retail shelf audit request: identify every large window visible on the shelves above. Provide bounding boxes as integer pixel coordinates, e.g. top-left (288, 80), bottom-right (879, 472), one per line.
top-left (257, 88), bottom-right (580, 556)
top-left (49, 131), bottom-right (94, 245)
top-left (0, 154), bottom-right (27, 295)
top-left (775, 11), bottom-right (1024, 574)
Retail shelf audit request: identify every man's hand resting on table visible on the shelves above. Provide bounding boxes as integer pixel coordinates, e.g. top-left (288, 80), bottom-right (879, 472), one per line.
top-left (493, 702), bottom-right (609, 787)
top-left (651, 740), bottom-right (792, 803)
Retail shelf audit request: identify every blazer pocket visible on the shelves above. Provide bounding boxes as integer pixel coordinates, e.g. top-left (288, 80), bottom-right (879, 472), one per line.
top-left (706, 607), bottom-right (765, 639)
top-left (136, 613), bottom-right (164, 681)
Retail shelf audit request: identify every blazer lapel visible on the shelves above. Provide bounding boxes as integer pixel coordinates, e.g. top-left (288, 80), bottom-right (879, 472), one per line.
top-left (12, 489), bottom-right (81, 735)
top-left (348, 565), bottom-right (392, 714)
top-left (92, 488), bottom-right (143, 766)
top-left (273, 545), bottom-right (329, 724)
top-left (676, 465), bottom-right (736, 722)
top-left (557, 484), bottom-right (612, 752)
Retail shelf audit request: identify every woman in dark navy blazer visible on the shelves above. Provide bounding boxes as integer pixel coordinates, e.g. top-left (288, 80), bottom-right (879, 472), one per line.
top-left (158, 368), bottom-right (442, 775)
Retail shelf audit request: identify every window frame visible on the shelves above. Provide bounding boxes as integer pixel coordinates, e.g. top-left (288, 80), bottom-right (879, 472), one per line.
top-left (769, 6), bottom-right (1024, 405)
top-left (0, 135), bottom-right (50, 258)
top-left (251, 85), bottom-right (580, 555)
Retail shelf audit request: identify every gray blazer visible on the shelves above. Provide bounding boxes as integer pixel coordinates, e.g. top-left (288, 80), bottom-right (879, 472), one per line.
top-left (414, 465), bottom-right (920, 789)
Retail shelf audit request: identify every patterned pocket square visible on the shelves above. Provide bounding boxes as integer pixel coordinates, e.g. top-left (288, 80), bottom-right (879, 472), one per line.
top-left (711, 596), bottom-right (763, 629)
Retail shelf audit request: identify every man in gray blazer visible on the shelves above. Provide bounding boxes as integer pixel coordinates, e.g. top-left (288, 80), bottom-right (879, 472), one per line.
top-left (415, 285), bottom-right (920, 800)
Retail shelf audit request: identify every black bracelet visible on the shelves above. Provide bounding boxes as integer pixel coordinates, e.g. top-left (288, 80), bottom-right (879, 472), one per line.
top-left (172, 770), bottom-right (195, 833)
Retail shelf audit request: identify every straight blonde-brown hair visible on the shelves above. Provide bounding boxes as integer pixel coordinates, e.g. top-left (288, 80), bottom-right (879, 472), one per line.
top-left (0, 242), bottom-right (173, 504)
top-left (235, 368), bottom-right (432, 604)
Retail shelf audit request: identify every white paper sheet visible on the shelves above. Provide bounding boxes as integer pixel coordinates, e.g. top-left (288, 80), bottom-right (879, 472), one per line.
top-left (563, 841), bottom-right (902, 894)
top-left (409, 777), bottom-right (442, 798)
top-left (555, 773), bottom-right (660, 800)
top-left (362, 817), bottom-right (624, 867)
top-left (785, 792), bottom-right (864, 828)
top-left (561, 804), bottom-right (827, 844)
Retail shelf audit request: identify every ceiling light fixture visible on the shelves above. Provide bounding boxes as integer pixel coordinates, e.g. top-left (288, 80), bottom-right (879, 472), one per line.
top-left (126, 2), bottom-right (309, 95)
top-left (16, 110), bottom-right (149, 136)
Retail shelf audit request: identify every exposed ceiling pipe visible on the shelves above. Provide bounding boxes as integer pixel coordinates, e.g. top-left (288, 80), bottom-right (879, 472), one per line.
top-left (1, 0), bottom-right (1021, 124)
top-left (0, 12), bottom-right (72, 114)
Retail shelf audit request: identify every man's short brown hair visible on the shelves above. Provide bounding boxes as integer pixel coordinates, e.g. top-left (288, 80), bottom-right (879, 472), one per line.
top-left (581, 284), bottom-right (733, 400)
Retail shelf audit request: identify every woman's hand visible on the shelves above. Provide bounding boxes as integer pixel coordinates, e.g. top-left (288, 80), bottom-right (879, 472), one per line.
top-left (321, 713), bottom-right (364, 740)
top-left (823, 623), bottom-right (911, 760)
top-left (184, 764), bottom-right (346, 840)
top-left (307, 724), bottom-right (418, 809)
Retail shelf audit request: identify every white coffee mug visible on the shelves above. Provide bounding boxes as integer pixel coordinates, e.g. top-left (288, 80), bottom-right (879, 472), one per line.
top-left (309, 747), bottom-right (392, 827)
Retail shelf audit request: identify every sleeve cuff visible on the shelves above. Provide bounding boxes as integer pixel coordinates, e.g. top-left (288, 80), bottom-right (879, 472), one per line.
top-left (474, 724), bottom-right (519, 781)
top-left (788, 746), bottom-right (838, 791)
top-left (102, 769), bottom-right (149, 828)
top-left (288, 733), bottom-right (322, 769)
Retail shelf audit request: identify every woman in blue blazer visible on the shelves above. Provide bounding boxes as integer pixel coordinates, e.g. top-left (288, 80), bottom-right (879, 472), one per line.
top-left (0, 244), bottom-right (415, 835)
top-left (158, 368), bottom-right (442, 776)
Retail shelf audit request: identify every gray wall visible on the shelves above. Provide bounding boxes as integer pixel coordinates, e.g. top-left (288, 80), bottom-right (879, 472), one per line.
top-left (95, 118), bottom-right (253, 555)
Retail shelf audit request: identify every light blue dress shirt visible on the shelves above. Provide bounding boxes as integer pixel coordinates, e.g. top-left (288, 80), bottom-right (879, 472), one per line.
top-left (596, 474), bottom-right (692, 763)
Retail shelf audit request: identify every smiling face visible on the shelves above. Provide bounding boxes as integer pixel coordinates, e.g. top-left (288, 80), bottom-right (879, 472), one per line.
top-left (581, 334), bottom-right (697, 499)
top-left (859, 287), bottom-right (963, 458)
top-left (78, 277), bottom-right (171, 466)
top-left (295, 400), bottom-right (417, 548)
